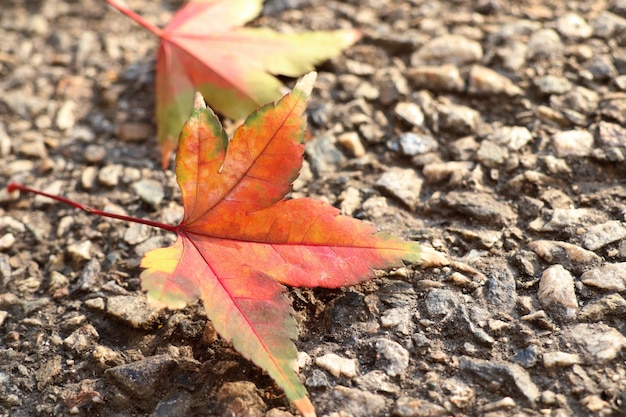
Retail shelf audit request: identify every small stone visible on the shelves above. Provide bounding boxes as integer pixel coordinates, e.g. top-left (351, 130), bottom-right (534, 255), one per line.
top-left (34, 180), bottom-right (63, 206)
top-left (134, 236), bottom-right (171, 257)
top-left (67, 240), bottom-right (93, 262)
top-left (0, 310), bottom-right (8, 328)
top-left (337, 132), bottom-right (366, 157)
top-left (593, 11), bottom-right (626, 39)
top-left (551, 130), bottom-right (594, 158)
top-left (480, 397), bottom-right (516, 412)
top-left (440, 191), bottom-right (516, 226)
top-left (84, 144), bottom-right (106, 163)
top-left (510, 345), bottom-right (540, 368)
top-left (579, 294), bottom-right (626, 322)
top-left (17, 137), bottom-right (47, 159)
top-left (56, 101), bottom-right (76, 130)
top-left (7, 160), bottom-right (35, 175)
top-left (581, 263), bottom-right (626, 291)
top-left (63, 324), bottom-right (99, 354)
top-left (327, 386), bottom-right (386, 417)
top-left (530, 240), bottom-right (602, 271)
top-left (76, 258), bottom-right (102, 292)
top-left (375, 338), bottom-right (409, 377)
top-left (116, 122), bottom-right (153, 142)
top-left (437, 102), bottom-right (481, 135)
top-left (393, 397), bottom-right (448, 417)
top-left (412, 35), bottom-right (483, 66)
top-left (84, 297), bottom-right (105, 310)
top-left (81, 166), bottom-right (98, 189)
top-left (542, 351), bottom-right (582, 367)
top-left (460, 357), bottom-right (540, 406)
top-left (98, 164), bottom-right (124, 187)
top-left (305, 135), bottom-right (346, 175)
top-left (425, 288), bottom-right (461, 319)
top-left (581, 395), bottom-right (612, 413)
top-left (583, 56), bottom-right (617, 81)
top-left (376, 168), bottom-right (423, 210)
top-left (106, 355), bottom-right (177, 399)
top-left (557, 13), bottom-right (593, 39)
top-left (597, 121), bottom-right (626, 148)
top-left (406, 64), bottom-right (465, 92)
top-left (388, 132), bottom-right (438, 156)
top-left (0, 233), bottom-right (15, 251)
top-left (468, 65), bottom-right (522, 96)
top-left (538, 264), bottom-right (578, 320)
top-left (422, 161), bottom-right (474, 183)
top-left (534, 75), bottom-right (572, 95)
top-left (132, 179), bottom-right (164, 209)
top-left (123, 222), bottom-right (152, 245)
top-left (582, 221), bottom-right (626, 250)
top-left (476, 140), bottom-right (509, 167)
top-left (362, 196), bottom-right (388, 219)
top-left (338, 187), bottom-right (361, 216)
top-left (394, 102), bottom-right (424, 127)
top-left (48, 271), bottom-right (69, 293)
top-left (106, 295), bottom-right (160, 329)
top-left (526, 29), bottom-right (563, 60)
top-left (491, 126), bottom-right (533, 151)
top-left (567, 323), bottom-right (626, 363)
top-left (315, 353), bottom-right (358, 378)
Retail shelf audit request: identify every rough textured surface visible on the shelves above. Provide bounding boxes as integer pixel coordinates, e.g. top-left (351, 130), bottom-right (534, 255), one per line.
top-left (1, 1), bottom-right (626, 417)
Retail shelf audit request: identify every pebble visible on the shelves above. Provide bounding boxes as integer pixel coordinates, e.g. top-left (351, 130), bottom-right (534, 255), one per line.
top-left (412, 35), bottom-right (483, 66)
top-left (593, 11), bottom-right (626, 39)
top-left (480, 397), bottom-right (516, 412)
top-left (135, 236), bottom-right (171, 257)
top-left (106, 295), bottom-right (160, 329)
top-left (491, 126), bottom-right (533, 151)
top-left (526, 29), bottom-right (563, 60)
top-left (55, 100), bottom-right (76, 130)
top-left (542, 351), bottom-right (582, 367)
top-left (405, 64), bottom-right (465, 92)
top-left (63, 324), bottom-right (99, 355)
top-left (305, 135), bottom-right (346, 175)
top-left (567, 323), bottom-right (626, 363)
top-left (394, 102), bottom-right (425, 127)
top-left (510, 345), bottom-right (540, 368)
top-left (337, 132), bottom-right (366, 158)
top-left (467, 65), bottom-right (522, 96)
top-left (116, 122), bottom-right (153, 142)
top-left (327, 385), bottom-right (386, 417)
top-left (81, 166), bottom-right (98, 189)
top-left (375, 338), bottom-right (409, 377)
top-left (440, 191), bottom-right (516, 226)
top-left (84, 144), bottom-right (106, 163)
top-left (388, 132), bottom-right (439, 156)
top-left (551, 129), bottom-right (594, 158)
top-left (582, 220), bottom-right (626, 250)
top-left (579, 294), bottom-right (626, 322)
top-left (376, 168), bottom-right (423, 210)
top-left (534, 75), bottom-right (572, 96)
top-left (362, 196), bottom-right (388, 219)
top-left (538, 264), bottom-right (578, 320)
top-left (392, 397), bottom-right (448, 417)
top-left (422, 161), bottom-right (474, 183)
top-left (17, 136), bottom-right (47, 159)
top-left (0, 234), bottom-right (15, 251)
top-left (557, 13), bottom-right (593, 39)
top-left (529, 240), bottom-right (601, 272)
top-left (105, 354), bottom-right (176, 399)
top-left (76, 258), bottom-right (102, 292)
top-left (476, 140), bottom-right (509, 167)
top-left (581, 263), bottom-right (626, 291)
top-left (460, 357), bottom-right (540, 406)
top-left (315, 353), bottom-right (358, 378)
top-left (582, 56), bottom-right (617, 81)
top-left (597, 121), bottom-right (626, 148)
top-left (437, 102), bottom-right (481, 135)
top-left (67, 240), bottom-right (93, 263)
top-left (123, 222), bottom-right (152, 245)
top-left (34, 180), bottom-right (63, 206)
top-left (98, 164), bottom-right (124, 187)
top-left (132, 179), bottom-right (164, 209)
top-left (425, 288), bottom-right (460, 319)
top-left (355, 370), bottom-right (398, 394)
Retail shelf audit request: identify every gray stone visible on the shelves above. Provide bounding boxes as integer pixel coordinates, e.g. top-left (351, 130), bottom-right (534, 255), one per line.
top-left (376, 168), bottom-right (423, 210)
top-left (437, 102), bottom-right (481, 135)
top-left (98, 164), bottom-right (124, 187)
top-left (441, 191), bottom-right (516, 226)
top-left (557, 13), bottom-right (593, 39)
top-left (393, 396), bottom-right (448, 417)
top-left (63, 324), bottom-right (99, 355)
top-left (355, 371), bottom-right (398, 394)
top-left (581, 263), bottom-right (626, 291)
top-left (106, 355), bottom-right (177, 399)
top-left (530, 240), bottom-right (602, 273)
top-left (567, 323), bottom-right (626, 363)
top-left (484, 266), bottom-right (517, 313)
top-left (582, 220), bottom-right (626, 250)
top-left (459, 357), bottom-right (540, 406)
top-left (534, 75), bottom-right (572, 95)
top-left (406, 64), bottom-right (465, 92)
top-left (84, 144), bottom-right (106, 164)
top-left (106, 295), bottom-right (160, 329)
top-left (468, 65), bottom-right (522, 96)
top-left (538, 264), bottom-right (578, 320)
top-left (375, 338), bottom-right (409, 377)
top-left (526, 29), bottom-right (563, 60)
top-left (412, 35), bottom-right (483, 66)
top-left (132, 179), bottom-right (165, 209)
top-left (552, 130), bottom-right (594, 158)
top-left (491, 126), bottom-right (533, 151)
top-left (326, 386), bottom-right (386, 417)
top-left (579, 294), bottom-right (626, 322)
top-left (305, 135), bottom-right (345, 175)
top-left (425, 289), bottom-right (460, 319)
top-left (597, 121), bottom-right (626, 148)
top-left (476, 140), bottom-right (509, 167)
top-left (76, 258), bottom-right (102, 292)
top-left (388, 132), bottom-right (438, 156)
top-left (123, 222), bottom-right (152, 245)
top-left (593, 11), bottom-right (626, 39)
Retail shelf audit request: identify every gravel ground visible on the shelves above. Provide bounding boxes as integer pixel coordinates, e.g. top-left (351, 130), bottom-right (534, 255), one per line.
top-left (2, 0), bottom-right (626, 416)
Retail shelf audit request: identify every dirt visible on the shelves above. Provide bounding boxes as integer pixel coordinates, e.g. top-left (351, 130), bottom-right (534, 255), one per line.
top-left (1, 0), bottom-right (626, 416)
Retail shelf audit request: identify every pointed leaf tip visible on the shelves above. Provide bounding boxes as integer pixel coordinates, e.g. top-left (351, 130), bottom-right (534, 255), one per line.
top-left (294, 72), bottom-right (317, 97)
top-left (193, 92), bottom-right (207, 110)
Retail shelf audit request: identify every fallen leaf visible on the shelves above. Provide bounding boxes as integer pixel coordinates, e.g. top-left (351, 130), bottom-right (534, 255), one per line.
top-left (104, 0), bottom-right (361, 168)
top-left (8, 73), bottom-right (448, 417)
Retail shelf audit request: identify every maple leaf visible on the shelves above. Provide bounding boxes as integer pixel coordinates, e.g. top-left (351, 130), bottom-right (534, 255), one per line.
top-left (104, 0), bottom-right (361, 168)
top-left (7, 73), bottom-right (448, 417)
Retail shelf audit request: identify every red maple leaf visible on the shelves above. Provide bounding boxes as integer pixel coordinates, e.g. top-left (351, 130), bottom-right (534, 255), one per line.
top-left (8, 73), bottom-right (448, 416)
top-left (104, 0), bottom-right (361, 168)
